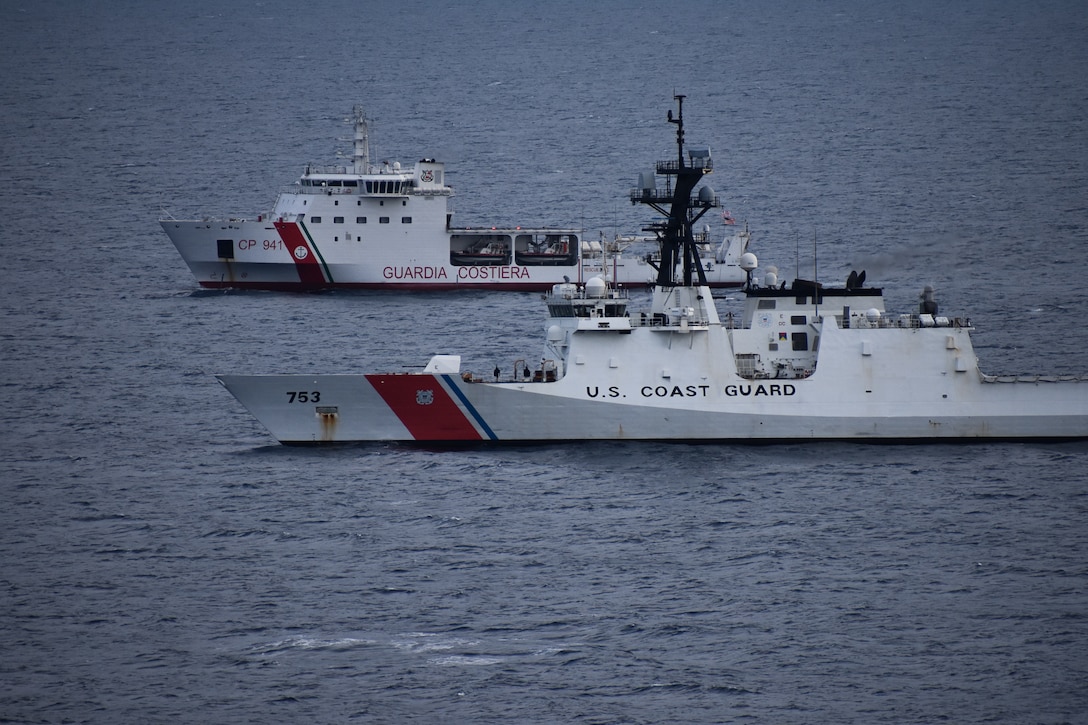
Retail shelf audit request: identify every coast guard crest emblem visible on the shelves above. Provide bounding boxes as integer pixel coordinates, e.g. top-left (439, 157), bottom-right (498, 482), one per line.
top-left (416, 389), bottom-right (434, 405)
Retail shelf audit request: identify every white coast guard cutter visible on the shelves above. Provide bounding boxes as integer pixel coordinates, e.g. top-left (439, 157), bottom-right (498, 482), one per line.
top-left (218, 97), bottom-right (1088, 443)
top-left (160, 106), bottom-right (751, 291)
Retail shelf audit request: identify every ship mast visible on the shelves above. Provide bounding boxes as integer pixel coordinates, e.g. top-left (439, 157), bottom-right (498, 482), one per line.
top-left (630, 95), bottom-right (720, 287)
top-left (352, 105), bottom-right (371, 174)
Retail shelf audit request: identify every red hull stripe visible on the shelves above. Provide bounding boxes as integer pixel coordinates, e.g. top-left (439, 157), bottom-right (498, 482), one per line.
top-left (274, 221), bottom-right (328, 285)
top-left (365, 374), bottom-right (484, 441)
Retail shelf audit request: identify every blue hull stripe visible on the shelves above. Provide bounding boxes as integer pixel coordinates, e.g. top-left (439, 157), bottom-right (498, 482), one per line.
top-left (441, 375), bottom-right (499, 440)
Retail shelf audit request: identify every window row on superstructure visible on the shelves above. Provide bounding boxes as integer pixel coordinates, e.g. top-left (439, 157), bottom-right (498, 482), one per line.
top-left (300, 178), bottom-right (411, 195)
top-left (307, 216), bottom-right (412, 224)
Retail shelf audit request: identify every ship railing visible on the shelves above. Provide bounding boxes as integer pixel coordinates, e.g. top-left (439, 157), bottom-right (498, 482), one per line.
top-left (284, 185), bottom-right (414, 198)
top-left (283, 183), bottom-right (412, 197)
top-left (721, 311), bottom-right (973, 331)
top-left (655, 159), bottom-right (713, 174)
top-left (280, 185), bottom-right (355, 196)
top-left (841, 313), bottom-right (970, 329)
top-left (981, 373), bottom-right (1088, 383)
top-left (629, 188), bottom-right (721, 206)
top-left (306, 164), bottom-right (352, 175)
top-left (628, 311), bottom-right (712, 328)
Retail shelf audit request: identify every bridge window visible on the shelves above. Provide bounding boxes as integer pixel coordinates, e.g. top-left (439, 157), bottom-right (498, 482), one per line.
top-left (379, 217), bottom-right (389, 224)
top-left (357, 216), bottom-right (367, 223)
top-left (363, 180), bottom-right (404, 194)
top-left (333, 216), bottom-right (344, 223)
top-left (792, 332), bottom-right (808, 351)
top-left (310, 216), bottom-right (321, 223)
top-left (401, 217), bottom-right (412, 224)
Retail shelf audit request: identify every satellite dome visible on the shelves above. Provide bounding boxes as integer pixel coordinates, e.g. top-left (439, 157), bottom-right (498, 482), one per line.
top-left (585, 276), bottom-right (607, 298)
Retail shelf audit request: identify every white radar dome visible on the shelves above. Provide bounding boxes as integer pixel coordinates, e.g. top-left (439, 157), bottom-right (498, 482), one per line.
top-left (866, 308), bottom-right (882, 322)
top-left (585, 276), bottom-right (607, 298)
top-left (740, 252), bottom-right (758, 271)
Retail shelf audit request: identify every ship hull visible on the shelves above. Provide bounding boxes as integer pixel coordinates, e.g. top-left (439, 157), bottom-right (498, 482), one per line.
top-left (218, 371), bottom-right (1088, 444)
top-left (161, 218), bottom-right (752, 289)
top-left (161, 220), bottom-right (747, 291)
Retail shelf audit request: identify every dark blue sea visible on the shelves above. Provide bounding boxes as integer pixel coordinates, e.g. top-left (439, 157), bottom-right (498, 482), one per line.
top-left (3, 1), bottom-right (1088, 722)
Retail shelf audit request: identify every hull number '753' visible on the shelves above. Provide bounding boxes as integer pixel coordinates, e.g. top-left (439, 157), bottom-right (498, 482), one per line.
top-left (286, 391), bottom-right (321, 403)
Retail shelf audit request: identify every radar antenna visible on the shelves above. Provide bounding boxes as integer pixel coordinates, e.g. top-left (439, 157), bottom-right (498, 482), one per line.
top-left (352, 105), bottom-right (371, 174)
top-left (630, 95), bottom-right (720, 286)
